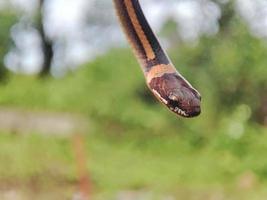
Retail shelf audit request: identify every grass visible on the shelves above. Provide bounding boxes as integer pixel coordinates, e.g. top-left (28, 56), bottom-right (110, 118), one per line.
top-left (1, 128), bottom-right (267, 199)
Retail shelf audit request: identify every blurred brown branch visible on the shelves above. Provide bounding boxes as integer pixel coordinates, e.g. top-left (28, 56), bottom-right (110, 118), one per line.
top-left (72, 133), bottom-right (91, 200)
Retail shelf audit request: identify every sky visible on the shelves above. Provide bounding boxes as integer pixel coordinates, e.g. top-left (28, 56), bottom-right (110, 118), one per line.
top-left (1, 0), bottom-right (267, 75)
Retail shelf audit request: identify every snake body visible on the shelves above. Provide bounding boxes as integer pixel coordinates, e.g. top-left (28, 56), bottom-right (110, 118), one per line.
top-left (113, 0), bottom-right (201, 117)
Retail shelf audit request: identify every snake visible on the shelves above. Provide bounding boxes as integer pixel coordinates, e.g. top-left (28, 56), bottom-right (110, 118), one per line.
top-left (113, 0), bottom-right (201, 117)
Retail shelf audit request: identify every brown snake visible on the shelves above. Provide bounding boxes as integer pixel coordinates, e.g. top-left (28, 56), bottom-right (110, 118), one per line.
top-left (113, 0), bottom-right (201, 117)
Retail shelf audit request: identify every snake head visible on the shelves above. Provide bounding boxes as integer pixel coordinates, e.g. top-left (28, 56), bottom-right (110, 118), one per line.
top-left (167, 87), bottom-right (201, 117)
top-left (149, 73), bottom-right (201, 118)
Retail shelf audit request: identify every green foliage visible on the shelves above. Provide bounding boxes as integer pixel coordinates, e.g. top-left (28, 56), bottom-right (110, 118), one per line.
top-left (0, 11), bottom-right (16, 80)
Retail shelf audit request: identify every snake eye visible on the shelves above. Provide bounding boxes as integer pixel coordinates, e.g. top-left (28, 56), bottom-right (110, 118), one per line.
top-left (169, 93), bottom-right (178, 101)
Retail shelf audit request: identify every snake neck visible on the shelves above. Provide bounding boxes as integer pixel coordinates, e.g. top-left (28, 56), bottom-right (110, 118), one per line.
top-left (113, 0), bottom-right (170, 73)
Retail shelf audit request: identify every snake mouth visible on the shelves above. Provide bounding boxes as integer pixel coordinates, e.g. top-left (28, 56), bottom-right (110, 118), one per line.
top-left (169, 105), bottom-right (201, 117)
top-left (168, 96), bottom-right (201, 118)
top-left (169, 106), bottom-right (189, 117)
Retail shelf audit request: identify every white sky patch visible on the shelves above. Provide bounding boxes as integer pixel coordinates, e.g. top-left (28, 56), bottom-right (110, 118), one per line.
top-left (5, 22), bottom-right (43, 74)
top-left (142, 0), bottom-right (221, 42)
top-left (45, 0), bottom-right (91, 38)
top-left (236, 0), bottom-right (267, 38)
top-left (141, 1), bottom-right (169, 32)
top-left (172, 0), bottom-right (221, 42)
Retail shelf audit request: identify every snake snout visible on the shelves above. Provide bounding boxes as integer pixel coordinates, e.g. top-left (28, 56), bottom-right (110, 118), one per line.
top-left (169, 87), bottom-right (201, 117)
top-left (187, 100), bottom-right (201, 117)
top-left (185, 89), bottom-right (201, 117)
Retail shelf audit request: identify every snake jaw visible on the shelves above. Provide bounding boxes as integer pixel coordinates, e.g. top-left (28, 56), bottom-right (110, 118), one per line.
top-left (169, 93), bottom-right (189, 117)
top-left (152, 88), bottom-right (200, 118)
top-left (167, 88), bottom-right (201, 118)
top-left (168, 101), bottom-right (200, 118)
top-left (169, 106), bottom-right (189, 117)
top-left (168, 93), bottom-right (190, 117)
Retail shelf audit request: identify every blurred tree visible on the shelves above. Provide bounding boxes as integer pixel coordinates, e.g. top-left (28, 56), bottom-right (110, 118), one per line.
top-left (215, 0), bottom-right (235, 32)
top-left (37, 0), bottom-right (53, 77)
top-left (0, 12), bottom-right (16, 81)
top-left (4, 0), bottom-right (54, 76)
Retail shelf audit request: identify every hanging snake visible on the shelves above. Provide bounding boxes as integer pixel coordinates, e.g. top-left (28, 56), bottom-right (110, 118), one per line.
top-left (113, 0), bottom-right (201, 117)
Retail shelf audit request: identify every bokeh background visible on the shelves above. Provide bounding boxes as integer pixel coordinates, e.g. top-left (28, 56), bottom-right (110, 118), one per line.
top-left (0, 0), bottom-right (267, 199)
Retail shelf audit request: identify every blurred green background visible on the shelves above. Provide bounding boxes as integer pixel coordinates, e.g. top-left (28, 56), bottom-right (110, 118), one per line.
top-left (1, 0), bottom-right (267, 199)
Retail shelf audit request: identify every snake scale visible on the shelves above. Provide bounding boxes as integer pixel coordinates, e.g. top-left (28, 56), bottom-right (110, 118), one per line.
top-left (113, 0), bottom-right (201, 117)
